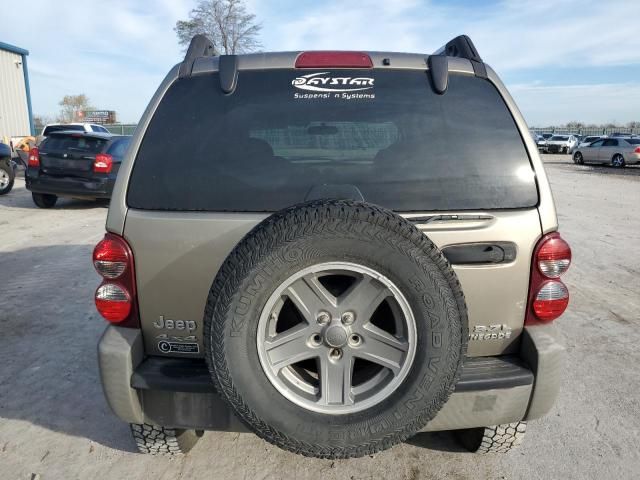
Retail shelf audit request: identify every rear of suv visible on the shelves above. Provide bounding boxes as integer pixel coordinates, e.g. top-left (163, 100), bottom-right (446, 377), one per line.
top-left (26, 131), bottom-right (130, 208)
top-left (96, 35), bottom-right (570, 458)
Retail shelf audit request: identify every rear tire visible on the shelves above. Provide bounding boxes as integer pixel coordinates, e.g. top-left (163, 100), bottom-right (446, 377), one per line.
top-left (130, 423), bottom-right (202, 455)
top-left (32, 192), bottom-right (57, 208)
top-left (611, 154), bottom-right (626, 168)
top-left (0, 163), bottom-right (14, 195)
top-left (455, 421), bottom-right (526, 454)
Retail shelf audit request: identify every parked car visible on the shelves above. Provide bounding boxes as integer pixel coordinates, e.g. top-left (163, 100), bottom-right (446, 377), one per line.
top-left (0, 142), bottom-right (15, 195)
top-left (37, 123), bottom-right (110, 145)
top-left (95, 34), bottom-right (570, 459)
top-left (535, 134), bottom-right (549, 152)
top-left (572, 137), bottom-right (640, 167)
top-left (25, 131), bottom-right (130, 207)
top-left (572, 135), bottom-right (604, 152)
top-left (546, 135), bottom-right (578, 154)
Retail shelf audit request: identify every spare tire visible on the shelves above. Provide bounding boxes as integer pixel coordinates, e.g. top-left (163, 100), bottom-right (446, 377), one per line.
top-left (204, 200), bottom-right (467, 458)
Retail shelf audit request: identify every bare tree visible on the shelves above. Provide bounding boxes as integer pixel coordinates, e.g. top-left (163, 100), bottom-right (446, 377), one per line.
top-left (566, 121), bottom-right (585, 130)
top-left (175, 0), bottom-right (262, 54)
top-left (58, 94), bottom-right (93, 123)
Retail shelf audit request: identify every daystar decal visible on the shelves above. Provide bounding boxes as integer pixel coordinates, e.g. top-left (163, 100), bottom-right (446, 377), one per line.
top-left (291, 72), bottom-right (375, 93)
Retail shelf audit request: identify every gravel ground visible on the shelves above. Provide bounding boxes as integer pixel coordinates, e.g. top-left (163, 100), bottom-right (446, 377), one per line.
top-left (1, 155), bottom-right (639, 480)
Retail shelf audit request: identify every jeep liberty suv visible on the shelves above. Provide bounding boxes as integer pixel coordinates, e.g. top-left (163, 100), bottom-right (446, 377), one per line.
top-left (95, 35), bottom-right (570, 458)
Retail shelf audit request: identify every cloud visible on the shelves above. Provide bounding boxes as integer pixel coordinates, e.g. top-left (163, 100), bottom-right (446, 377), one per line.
top-left (3, 0), bottom-right (192, 122)
top-left (2, 0), bottom-right (639, 124)
top-left (260, 0), bottom-right (640, 71)
top-left (510, 82), bottom-right (640, 125)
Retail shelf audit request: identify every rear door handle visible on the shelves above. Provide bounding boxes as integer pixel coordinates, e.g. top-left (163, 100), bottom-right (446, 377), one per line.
top-left (442, 242), bottom-right (517, 265)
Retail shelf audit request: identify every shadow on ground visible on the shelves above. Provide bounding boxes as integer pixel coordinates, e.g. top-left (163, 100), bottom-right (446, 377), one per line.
top-left (0, 244), bottom-right (136, 452)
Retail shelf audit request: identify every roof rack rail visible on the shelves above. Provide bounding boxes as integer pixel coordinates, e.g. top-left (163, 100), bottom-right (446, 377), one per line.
top-left (179, 34), bottom-right (217, 78)
top-left (433, 34), bottom-right (487, 79)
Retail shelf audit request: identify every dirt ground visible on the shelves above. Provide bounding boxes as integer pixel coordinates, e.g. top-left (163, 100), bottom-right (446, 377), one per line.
top-left (1, 155), bottom-right (639, 480)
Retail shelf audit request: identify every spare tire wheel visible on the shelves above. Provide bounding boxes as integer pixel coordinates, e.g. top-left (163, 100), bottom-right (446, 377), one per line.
top-left (204, 200), bottom-right (467, 458)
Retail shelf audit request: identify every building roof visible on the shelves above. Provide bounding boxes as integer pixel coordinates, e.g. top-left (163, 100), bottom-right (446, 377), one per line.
top-left (0, 41), bottom-right (29, 56)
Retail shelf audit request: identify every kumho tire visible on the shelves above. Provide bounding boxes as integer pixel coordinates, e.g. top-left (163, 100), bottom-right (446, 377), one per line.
top-left (204, 200), bottom-right (468, 459)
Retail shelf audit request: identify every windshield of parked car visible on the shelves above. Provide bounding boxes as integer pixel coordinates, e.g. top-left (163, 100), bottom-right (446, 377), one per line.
top-left (129, 70), bottom-right (538, 212)
top-left (550, 136), bottom-right (569, 141)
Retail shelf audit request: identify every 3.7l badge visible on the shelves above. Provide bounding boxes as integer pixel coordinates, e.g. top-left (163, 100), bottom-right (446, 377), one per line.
top-left (469, 324), bottom-right (512, 341)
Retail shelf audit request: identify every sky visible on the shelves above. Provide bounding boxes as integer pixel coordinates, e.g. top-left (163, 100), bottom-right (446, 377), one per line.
top-left (3, 0), bottom-right (640, 125)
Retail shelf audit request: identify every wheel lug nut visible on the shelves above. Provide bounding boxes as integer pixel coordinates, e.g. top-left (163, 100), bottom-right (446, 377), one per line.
top-left (341, 311), bottom-right (355, 325)
top-left (316, 311), bottom-right (330, 326)
top-left (329, 348), bottom-right (342, 361)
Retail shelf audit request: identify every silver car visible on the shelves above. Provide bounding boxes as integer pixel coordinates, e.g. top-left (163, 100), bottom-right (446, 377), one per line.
top-left (573, 137), bottom-right (640, 167)
top-left (546, 135), bottom-right (578, 154)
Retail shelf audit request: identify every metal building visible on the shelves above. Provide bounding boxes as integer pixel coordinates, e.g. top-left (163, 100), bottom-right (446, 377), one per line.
top-left (0, 41), bottom-right (34, 140)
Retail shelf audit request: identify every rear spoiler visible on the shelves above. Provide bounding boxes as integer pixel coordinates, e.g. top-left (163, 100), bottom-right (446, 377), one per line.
top-left (428, 34), bottom-right (488, 95)
top-left (179, 34), bottom-right (238, 94)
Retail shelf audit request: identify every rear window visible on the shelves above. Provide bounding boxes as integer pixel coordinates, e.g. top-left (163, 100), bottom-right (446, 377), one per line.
top-left (40, 135), bottom-right (108, 154)
top-left (128, 70), bottom-right (538, 212)
top-left (550, 136), bottom-right (569, 141)
top-left (626, 138), bottom-right (640, 145)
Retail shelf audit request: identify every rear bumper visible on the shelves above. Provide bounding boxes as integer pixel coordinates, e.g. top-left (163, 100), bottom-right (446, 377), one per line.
top-left (98, 324), bottom-right (564, 431)
top-left (26, 171), bottom-right (115, 199)
top-left (624, 152), bottom-right (640, 164)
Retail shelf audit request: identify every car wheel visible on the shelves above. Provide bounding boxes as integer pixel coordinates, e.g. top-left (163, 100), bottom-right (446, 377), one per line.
top-left (130, 423), bottom-right (202, 455)
top-left (573, 152), bottom-right (584, 165)
top-left (611, 154), bottom-right (626, 168)
top-left (32, 192), bottom-right (57, 208)
top-left (204, 200), bottom-right (468, 459)
top-left (0, 163), bottom-right (14, 195)
top-left (455, 422), bottom-right (527, 454)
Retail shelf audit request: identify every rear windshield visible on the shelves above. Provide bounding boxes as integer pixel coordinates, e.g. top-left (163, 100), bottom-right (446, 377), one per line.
top-left (550, 136), bottom-right (569, 141)
top-left (626, 138), bottom-right (640, 145)
top-left (128, 69), bottom-right (538, 212)
top-left (40, 135), bottom-right (108, 154)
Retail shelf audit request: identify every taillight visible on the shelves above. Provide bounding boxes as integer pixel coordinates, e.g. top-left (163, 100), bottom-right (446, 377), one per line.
top-left (94, 153), bottom-right (113, 173)
top-left (28, 147), bottom-right (40, 167)
top-left (526, 232), bottom-right (572, 324)
top-left (93, 233), bottom-right (139, 327)
top-left (634, 147), bottom-right (640, 154)
top-left (295, 51), bottom-right (373, 68)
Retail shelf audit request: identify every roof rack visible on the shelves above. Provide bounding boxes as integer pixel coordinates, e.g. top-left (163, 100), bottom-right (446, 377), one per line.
top-left (179, 34), bottom-right (217, 78)
top-left (432, 34), bottom-right (487, 79)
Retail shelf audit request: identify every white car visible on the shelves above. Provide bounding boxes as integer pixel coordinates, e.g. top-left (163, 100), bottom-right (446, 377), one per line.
top-left (40, 122), bottom-right (110, 136)
top-left (546, 135), bottom-right (578, 154)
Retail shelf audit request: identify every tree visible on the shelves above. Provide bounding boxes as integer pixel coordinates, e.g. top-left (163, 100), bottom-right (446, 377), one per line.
top-left (58, 94), bottom-right (93, 123)
top-left (565, 121), bottom-right (585, 131)
top-left (33, 114), bottom-right (55, 128)
top-left (174, 0), bottom-right (262, 54)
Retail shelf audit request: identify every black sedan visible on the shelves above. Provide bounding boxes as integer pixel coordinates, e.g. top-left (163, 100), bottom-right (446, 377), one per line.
top-left (25, 131), bottom-right (130, 208)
